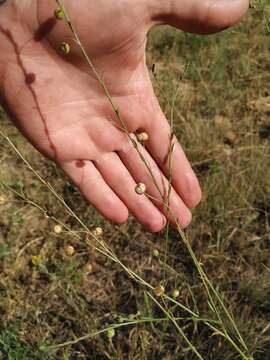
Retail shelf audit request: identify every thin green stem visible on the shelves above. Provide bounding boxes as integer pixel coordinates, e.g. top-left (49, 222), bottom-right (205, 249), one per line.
top-left (47, 315), bottom-right (219, 351)
top-left (147, 292), bottom-right (204, 360)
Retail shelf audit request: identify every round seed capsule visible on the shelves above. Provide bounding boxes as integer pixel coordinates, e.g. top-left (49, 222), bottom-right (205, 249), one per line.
top-left (93, 227), bottom-right (103, 237)
top-left (154, 284), bottom-right (165, 297)
top-left (0, 195), bottom-right (8, 205)
top-left (54, 8), bottom-right (65, 20)
top-left (152, 249), bottom-right (160, 258)
top-left (136, 132), bottom-right (149, 143)
top-left (172, 289), bottom-right (180, 299)
top-left (84, 263), bottom-right (94, 274)
top-left (225, 130), bottom-right (237, 145)
top-left (53, 225), bottom-right (62, 234)
top-left (64, 245), bottom-right (75, 256)
top-left (60, 42), bottom-right (70, 54)
top-left (135, 183), bottom-right (146, 195)
top-left (107, 328), bottom-right (115, 339)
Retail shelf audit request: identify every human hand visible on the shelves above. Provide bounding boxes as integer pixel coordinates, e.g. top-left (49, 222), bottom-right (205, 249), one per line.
top-left (0, 0), bottom-right (249, 231)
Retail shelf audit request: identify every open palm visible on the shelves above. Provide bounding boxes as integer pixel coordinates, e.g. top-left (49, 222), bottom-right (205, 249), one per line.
top-left (0, 0), bottom-right (248, 231)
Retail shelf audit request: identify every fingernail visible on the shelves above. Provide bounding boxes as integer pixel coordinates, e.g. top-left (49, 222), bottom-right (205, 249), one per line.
top-left (185, 170), bottom-right (202, 207)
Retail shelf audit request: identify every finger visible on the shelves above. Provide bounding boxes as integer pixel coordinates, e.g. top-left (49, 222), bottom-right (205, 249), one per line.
top-left (118, 138), bottom-right (192, 228)
top-left (153, 0), bottom-right (249, 34)
top-left (94, 152), bottom-right (166, 232)
top-left (142, 104), bottom-right (202, 209)
top-left (114, 76), bottom-right (202, 209)
top-left (60, 160), bottom-right (129, 224)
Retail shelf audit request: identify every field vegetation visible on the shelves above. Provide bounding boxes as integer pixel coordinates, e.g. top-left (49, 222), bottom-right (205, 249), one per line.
top-left (0, 2), bottom-right (269, 359)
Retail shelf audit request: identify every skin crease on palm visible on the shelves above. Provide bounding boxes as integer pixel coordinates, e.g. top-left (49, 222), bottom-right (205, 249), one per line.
top-left (0, 0), bottom-right (249, 232)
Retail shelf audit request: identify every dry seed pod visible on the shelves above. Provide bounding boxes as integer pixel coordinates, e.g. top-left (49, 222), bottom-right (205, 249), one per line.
top-left (225, 130), bottom-right (237, 145)
top-left (154, 284), bottom-right (165, 297)
top-left (0, 195), bottom-right (8, 205)
top-left (93, 227), bottom-right (103, 237)
top-left (60, 42), bottom-right (70, 54)
top-left (172, 289), bottom-right (180, 299)
top-left (136, 132), bottom-right (149, 143)
top-left (84, 263), bottom-right (94, 274)
top-left (135, 183), bottom-right (146, 195)
top-left (54, 8), bottom-right (65, 20)
top-left (64, 245), bottom-right (75, 256)
top-left (53, 225), bottom-right (62, 234)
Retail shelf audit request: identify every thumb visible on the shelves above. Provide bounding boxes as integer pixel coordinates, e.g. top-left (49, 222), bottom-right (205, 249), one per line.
top-left (152, 0), bottom-right (250, 34)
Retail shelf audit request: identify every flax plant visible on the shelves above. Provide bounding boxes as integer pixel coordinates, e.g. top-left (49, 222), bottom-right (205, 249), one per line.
top-left (0, 1), bottom-right (255, 358)
top-left (51, 2), bottom-right (256, 357)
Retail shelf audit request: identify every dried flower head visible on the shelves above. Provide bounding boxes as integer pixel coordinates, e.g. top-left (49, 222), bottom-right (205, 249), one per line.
top-left (135, 183), bottom-right (146, 195)
top-left (64, 245), bottom-right (75, 256)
